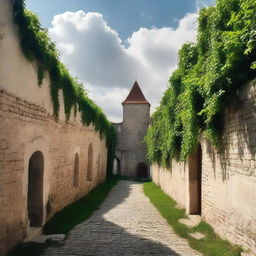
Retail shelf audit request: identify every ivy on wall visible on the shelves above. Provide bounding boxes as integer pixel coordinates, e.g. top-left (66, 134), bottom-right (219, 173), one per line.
top-left (12, 0), bottom-right (116, 174)
top-left (145, 0), bottom-right (256, 166)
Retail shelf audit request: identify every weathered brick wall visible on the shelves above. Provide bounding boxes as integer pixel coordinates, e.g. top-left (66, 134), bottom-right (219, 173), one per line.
top-left (0, 88), bottom-right (107, 256)
top-left (151, 80), bottom-right (256, 253)
top-left (201, 81), bottom-right (256, 253)
top-left (0, 1), bottom-right (108, 255)
top-left (151, 161), bottom-right (187, 208)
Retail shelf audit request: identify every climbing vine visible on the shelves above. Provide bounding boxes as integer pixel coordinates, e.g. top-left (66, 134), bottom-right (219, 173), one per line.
top-left (12, 0), bottom-right (116, 173)
top-left (145, 0), bottom-right (256, 166)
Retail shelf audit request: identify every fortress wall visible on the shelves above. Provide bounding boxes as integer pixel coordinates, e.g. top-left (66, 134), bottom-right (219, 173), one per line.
top-left (201, 81), bottom-right (256, 253)
top-left (0, 1), bottom-right (107, 255)
top-left (151, 80), bottom-right (256, 253)
top-left (151, 161), bottom-right (187, 208)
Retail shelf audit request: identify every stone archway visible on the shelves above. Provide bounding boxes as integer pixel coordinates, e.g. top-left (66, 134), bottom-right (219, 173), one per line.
top-left (113, 157), bottom-right (121, 175)
top-left (188, 144), bottom-right (202, 214)
top-left (136, 162), bottom-right (148, 179)
top-left (28, 151), bottom-right (44, 227)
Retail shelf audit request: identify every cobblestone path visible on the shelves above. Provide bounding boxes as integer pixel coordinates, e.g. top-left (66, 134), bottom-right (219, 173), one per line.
top-left (43, 181), bottom-right (201, 256)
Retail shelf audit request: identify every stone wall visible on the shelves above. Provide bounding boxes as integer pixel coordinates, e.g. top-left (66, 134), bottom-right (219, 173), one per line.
top-left (152, 161), bottom-right (187, 208)
top-left (151, 80), bottom-right (256, 253)
top-left (0, 1), bottom-right (108, 255)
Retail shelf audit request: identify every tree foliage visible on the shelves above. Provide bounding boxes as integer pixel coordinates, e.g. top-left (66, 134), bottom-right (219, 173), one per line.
top-left (145, 0), bottom-right (256, 165)
top-left (12, 0), bottom-right (116, 173)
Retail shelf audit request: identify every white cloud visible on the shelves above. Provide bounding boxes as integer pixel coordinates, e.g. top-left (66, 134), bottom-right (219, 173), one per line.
top-left (87, 86), bottom-right (129, 122)
top-left (49, 11), bottom-right (198, 122)
top-left (127, 13), bottom-right (197, 73)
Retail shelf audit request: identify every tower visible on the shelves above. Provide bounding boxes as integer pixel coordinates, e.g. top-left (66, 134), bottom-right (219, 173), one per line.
top-left (113, 81), bottom-right (150, 178)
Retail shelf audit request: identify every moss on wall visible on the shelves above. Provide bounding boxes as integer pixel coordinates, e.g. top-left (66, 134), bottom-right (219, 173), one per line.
top-left (12, 0), bottom-right (116, 173)
top-left (145, 0), bottom-right (256, 165)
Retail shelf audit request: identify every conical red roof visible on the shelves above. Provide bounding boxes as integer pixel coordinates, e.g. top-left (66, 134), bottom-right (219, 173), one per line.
top-left (122, 81), bottom-right (150, 105)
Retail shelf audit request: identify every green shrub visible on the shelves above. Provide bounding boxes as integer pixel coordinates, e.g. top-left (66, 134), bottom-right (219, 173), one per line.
top-left (145, 0), bottom-right (256, 165)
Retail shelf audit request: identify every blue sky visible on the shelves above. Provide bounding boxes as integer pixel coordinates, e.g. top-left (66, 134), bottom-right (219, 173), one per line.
top-left (26, 0), bottom-right (214, 40)
top-left (25, 0), bottom-right (215, 122)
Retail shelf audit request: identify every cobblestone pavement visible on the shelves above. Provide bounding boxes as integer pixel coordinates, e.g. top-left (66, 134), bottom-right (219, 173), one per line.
top-left (42, 181), bottom-right (201, 256)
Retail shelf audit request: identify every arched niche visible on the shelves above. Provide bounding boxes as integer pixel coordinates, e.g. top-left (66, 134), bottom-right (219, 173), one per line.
top-left (87, 144), bottom-right (93, 181)
top-left (27, 151), bottom-right (44, 227)
top-left (188, 144), bottom-right (202, 214)
top-left (113, 157), bottom-right (121, 175)
top-left (73, 153), bottom-right (79, 187)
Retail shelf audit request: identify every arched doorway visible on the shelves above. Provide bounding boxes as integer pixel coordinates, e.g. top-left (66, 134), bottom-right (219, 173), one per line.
top-left (188, 144), bottom-right (202, 214)
top-left (28, 151), bottom-right (44, 227)
top-left (136, 162), bottom-right (148, 179)
top-left (73, 153), bottom-right (79, 187)
top-left (113, 157), bottom-right (121, 175)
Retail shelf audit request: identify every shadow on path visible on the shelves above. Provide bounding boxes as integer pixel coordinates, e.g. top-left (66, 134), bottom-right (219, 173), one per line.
top-left (42, 181), bottom-right (184, 256)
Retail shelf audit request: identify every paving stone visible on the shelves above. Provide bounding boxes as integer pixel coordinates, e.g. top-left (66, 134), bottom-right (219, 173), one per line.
top-left (241, 252), bottom-right (255, 256)
top-left (179, 218), bottom-right (197, 228)
top-left (190, 232), bottom-right (205, 240)
top-left (42, 181), bottom-right (202, 256)
top-left (30, 235), bottom-right (49, 244)
top-left (188, 215), bottom-right (201, 226)
top-left (47, 234), bottom-right (66, 243)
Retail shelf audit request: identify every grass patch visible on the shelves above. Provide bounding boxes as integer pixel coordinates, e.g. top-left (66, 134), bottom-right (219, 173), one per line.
top-left (43, 178), bottom-right (118, 234)
top-left (8, 178), bottom-right (118, 256)
top-left (143, 182), bottom-right (242, 256)
top-left (113, 175), bottom-right (150, 182)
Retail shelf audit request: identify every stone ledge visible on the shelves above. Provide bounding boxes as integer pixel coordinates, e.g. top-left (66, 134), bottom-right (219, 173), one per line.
top-left (31, 234), bottom-right (66, 244)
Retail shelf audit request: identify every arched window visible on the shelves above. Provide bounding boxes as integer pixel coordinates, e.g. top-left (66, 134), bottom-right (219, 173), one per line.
top-left (28, 151), bottom-right (44, 227)
top-left (101, 162), bottom-right (104, 180)
top-left (73, 153), bottom-right (79, 187)
top-left (87, 144), bottom-right (93, 181)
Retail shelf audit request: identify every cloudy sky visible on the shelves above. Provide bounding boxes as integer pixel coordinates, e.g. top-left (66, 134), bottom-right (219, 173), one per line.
top-left (26, 0), bottom-right (215, 122)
